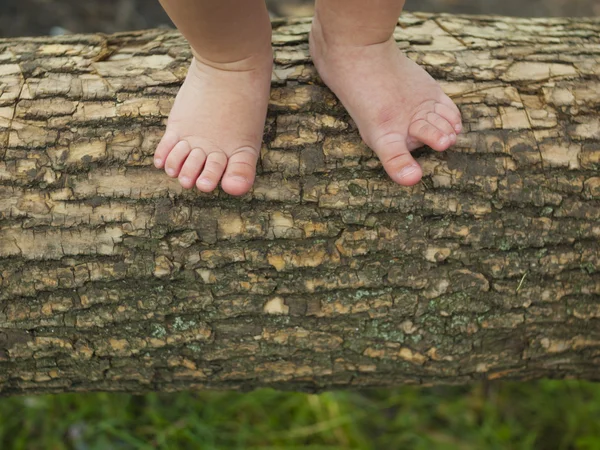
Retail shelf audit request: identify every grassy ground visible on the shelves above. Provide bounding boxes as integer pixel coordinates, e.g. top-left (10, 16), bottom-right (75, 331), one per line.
top-left (1, 380), bottom-right (600, 449)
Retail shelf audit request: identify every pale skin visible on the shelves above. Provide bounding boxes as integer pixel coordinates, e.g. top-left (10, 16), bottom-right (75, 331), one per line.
top-left (154, 0), bottom-right (463, 195)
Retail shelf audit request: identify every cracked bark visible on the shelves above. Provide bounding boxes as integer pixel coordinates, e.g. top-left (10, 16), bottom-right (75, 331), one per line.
top-left (0, 14), bottom-right (600, 397)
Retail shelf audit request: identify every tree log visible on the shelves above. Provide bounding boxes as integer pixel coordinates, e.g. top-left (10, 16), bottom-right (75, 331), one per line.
top-left (0, 13), bottom-right (599, 397)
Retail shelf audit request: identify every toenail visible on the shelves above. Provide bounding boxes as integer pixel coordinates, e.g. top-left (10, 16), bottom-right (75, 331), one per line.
top-left (450, 133), bottom-right (456, 141)
top-left (197, 178), bottom-right (212, 186)
top-left (166, 167), bottom-right (176, 176)
top-left (439, 136), bottom-right (449, 146)
top-left (154, 158), bottom-right (162, 166)
top-left (230, 175), bottom-right (249, 184)
top-left (180, 176), bottom-right (191, 185)
top-left (455, 123), bottom-right (462, 132)
top-left (398, 164), bottom-right (419, 179)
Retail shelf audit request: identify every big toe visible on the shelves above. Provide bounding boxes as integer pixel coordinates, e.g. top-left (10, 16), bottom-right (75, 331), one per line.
top-left (373, 135), bottom-right (423, 186)
top-left (220, 147), bottom-right (259, 196)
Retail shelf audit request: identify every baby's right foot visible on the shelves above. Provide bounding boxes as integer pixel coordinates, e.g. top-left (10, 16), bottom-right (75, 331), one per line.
top-left (154, 48), bottom-right (273, 196)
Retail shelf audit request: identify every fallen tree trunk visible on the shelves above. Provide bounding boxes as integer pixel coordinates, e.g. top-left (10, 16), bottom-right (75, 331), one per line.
top-left (0, 13), bottom-right (599, 397)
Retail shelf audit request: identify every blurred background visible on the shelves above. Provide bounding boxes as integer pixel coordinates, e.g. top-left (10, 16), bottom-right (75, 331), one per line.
top-left (1, 1), bottom-right (600, 449)
top-left (0, 0), bottom-right (599, 37)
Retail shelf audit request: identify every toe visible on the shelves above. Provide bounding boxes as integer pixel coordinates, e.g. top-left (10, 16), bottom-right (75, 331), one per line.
top-left (373, 134), bottom-right (423, 186)
top-left (154, 131), bottom-right (179, 169)
top-left (221, 147), bottom-right (259, 196)
top-left (408, 119), bottom-right (452, 152)
top-left (196, 151), bottom-right (228, 193)
top-left (178, 147), bottom-right (208, 189)
top-left (426, 111), bottom-right (456, 139)
top-left (435, 102), bottom-right (463, 133)
top-left (164, 140), bottom-right (192, 177)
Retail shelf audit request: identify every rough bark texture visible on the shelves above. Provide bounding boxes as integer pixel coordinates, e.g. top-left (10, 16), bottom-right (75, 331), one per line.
top-left (0, 14), bottom-right (599, 397)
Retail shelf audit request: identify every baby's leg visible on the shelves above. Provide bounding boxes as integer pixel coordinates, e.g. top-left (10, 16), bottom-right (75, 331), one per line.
top-left (310, 0), bottom-right (462, 186)
top-left (154, 0), bottom-right (273, 195)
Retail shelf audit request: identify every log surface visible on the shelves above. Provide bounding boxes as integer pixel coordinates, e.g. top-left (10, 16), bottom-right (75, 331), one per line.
top-left (0, 14), bottom-right (599, 397)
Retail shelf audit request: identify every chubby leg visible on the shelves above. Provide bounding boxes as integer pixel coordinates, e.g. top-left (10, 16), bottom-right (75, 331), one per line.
top-left (154, 0), bottom-right (273, 195)
top-left (310, 0), bottom-right (462, 186)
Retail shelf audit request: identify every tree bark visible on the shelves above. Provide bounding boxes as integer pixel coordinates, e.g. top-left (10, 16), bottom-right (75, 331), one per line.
top-left (0, 13), bottom-right (599, 397)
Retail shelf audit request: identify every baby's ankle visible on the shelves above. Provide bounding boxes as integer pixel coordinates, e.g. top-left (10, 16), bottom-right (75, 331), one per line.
top-left (312, 8), bottom-right (395, 48)
top-left (190, 33), bottom-right (273, 73)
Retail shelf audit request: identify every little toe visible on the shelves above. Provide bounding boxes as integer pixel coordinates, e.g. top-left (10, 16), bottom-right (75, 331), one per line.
top-left (408, 119), bottom-right (453, 152)
top-left (374, 135), bottom-right (423, 186)
top-left (178, 147), bottom-right (208, 189)
top-left (221, 147), bottom-right (259, 196)
top-left (435, 102), bottom-right (463, 133)
top-left (196, 151), bottom-right (228, 192)
top-left (164, 140), bottom-right (192, 177)
top-left (426, 112), bottom-right (456, 139)
top-left (154, 131), bottom-right (179, 169)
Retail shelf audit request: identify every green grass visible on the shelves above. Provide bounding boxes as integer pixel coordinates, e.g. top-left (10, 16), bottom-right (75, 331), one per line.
top-left (1, 380), bottom-right (600, 449)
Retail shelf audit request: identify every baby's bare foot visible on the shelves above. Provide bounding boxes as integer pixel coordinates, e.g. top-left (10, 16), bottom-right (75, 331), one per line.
top-left (310, 17), bottom-right (462, 186)
top-left (154, 49), bottom-right (272, 196)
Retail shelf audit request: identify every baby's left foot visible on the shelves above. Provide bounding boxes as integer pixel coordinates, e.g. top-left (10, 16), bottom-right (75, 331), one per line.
top-left (310, 16), bottom-right (462, 186)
